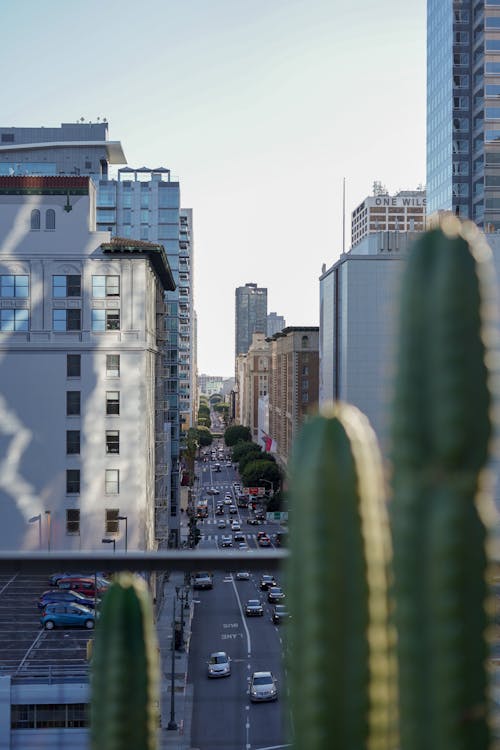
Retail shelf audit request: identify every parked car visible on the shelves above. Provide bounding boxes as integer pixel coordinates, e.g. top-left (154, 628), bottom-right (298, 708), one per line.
top-left (56, 576), bottom-right (108, 597)
top-left (38, 589), bottom-right (99, 610)
top-left (207, 651), bottom-right (231, 678)
top-left (267, 586), bottom-right (285, 603)
top-left (245, 599), bottom-right (264, 617)
top-left (40, 603), bottom-right (96, 630)
top-left (192, 572), bottom-right (213, 590)
top-left (249, 671), bottom-right (278, 702)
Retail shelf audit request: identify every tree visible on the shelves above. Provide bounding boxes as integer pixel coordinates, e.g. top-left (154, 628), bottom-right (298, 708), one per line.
top-left (198, 416), bottom-right (211, 428)
top-left (209, 394), bottom-right (223, 405)
top-left (240, 459), bottom-right (282, 492)
top-left (196, 426), bottom-right (213, 446)
top-left (238, 449), bottom-right (265, 475)
top-left (232, 441), bottom-right (262, 463)
top-left (198, 404), bottom-right (210, 418)
top-left (224, 425), bottom-right (252, 446)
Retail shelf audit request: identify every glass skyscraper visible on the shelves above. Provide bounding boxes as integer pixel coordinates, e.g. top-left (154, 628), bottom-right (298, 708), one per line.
top-left (427, 0), bottom-right (500, 229)
top-left (235, 283), bottom-right (268, 356)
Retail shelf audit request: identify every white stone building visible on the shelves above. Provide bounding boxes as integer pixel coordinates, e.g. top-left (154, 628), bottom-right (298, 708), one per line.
top-left (0, 176), bottom-right (175, 552)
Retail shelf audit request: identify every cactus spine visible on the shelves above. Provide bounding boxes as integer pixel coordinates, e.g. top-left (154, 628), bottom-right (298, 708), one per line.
top-left (390, 220), bottom-right (496, 750)
top-left (288, 402), bottom-right (395, 750)
top-left (91, 573), bottom-right (159, 750)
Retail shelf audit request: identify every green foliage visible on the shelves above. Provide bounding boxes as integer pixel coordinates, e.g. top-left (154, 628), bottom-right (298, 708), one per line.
top-left (196, 426), bottom-right (213, 446)
top-left (232, 440), bottom-right (262, 464)
top-left (91, 573), bottom-right (159, 750)
top-left (224, 424), bottom-right (252, 446)
top-left (288, 404), bottom-right (395, 750)
top-left (390, 223), bottom-right (494, 750)
top-left (198, 404), bottom-right (210, 418)
top-left (209, 394), bottom-right (223, 404)
top-left (240, 459), bottom-right (281, 489)
top-left (213, 402), bottom-right (229, 414)
top-left (197, 416), bottom-right (211, 428)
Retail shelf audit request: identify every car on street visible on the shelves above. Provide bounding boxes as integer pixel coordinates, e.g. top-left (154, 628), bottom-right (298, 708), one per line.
top-left (38, 589), bottom-right (99, 610)
top-left (233, 532), bottom-right (245, 542)
top-left (231, 522), bottom-right (241, 531)
top-left (245, 599), bottom-right (264, 617)
top-left (217, 520), bottom-right (227, 529)
top-left (215, 507), bottom-right (224, 516)
top-left (259, 575), bottom-right (277, 591)
top-left (207, 651), bottom-right (231, 678)
top-left (272, 605), bottom-right (290, 624)
top-left (220, 535), bottom-right (233, 548)
top-left (258, 535), bottom-right (271, 547)
top-left (40, 602), bottom-right (96, 630)
top-left (223, 497), bottom-right (232, 505)
top-left (238, 542), bottom-right (249, 550)
top-left (267, 586), bottom-right (285, 603)
top-left (247, 517), bottom-right (263, 525)
top-left (192, 571), bottom-right (213, 590)
top-left (249, 671), bottom-right (278, 702)
top-left (229, 505), bottom-right (238, 514)
top-left (207, 487), bottom-right (220, 495)
top-left (235, 571), bottom-right (250, 581)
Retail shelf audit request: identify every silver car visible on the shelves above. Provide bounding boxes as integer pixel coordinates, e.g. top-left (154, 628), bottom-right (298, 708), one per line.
top-left (207, 651), bottom-right (231, 678)
top-left (249, 671), bottom-right (278, 702)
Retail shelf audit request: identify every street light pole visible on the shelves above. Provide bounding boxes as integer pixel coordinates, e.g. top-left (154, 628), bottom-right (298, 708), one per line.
top-left (167, 594), bottom-right (178, 730)
top-left (102, 538), bottom-right (116, 553)
top-left (29, 514), bottom-right (42, 550)
top-left (118, 516), bottom-right (128, 553)
top-left (44, 510), bottom-right (51, 552)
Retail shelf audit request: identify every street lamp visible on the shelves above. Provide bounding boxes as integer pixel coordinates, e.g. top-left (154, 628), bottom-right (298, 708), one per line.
top-left (101, 538), bottom-right (116, 553)
top-left (167, 593), bottom-right (178, 730)
top-left (118, 516), bottom-right (128, 553)
top-left (28, 514), bottom-right (42, 550)
top-left (44, 510), bottom-right (51, 552)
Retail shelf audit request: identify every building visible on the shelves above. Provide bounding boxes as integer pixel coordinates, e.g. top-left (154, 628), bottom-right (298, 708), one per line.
top-left (319, 230), bottom-right (421, 452)
top-left (235, 282), bottom-right (268, 356)
top-left (426, 1), bottom-right (500, 229)
top-left (267, 327), bottom-right (319, 467)
top-left (0, 176), bottom-right (175, 552)
top-left (266, 311), bottom-right (286, 337)
top-left (351, 188), bottom-right (426, 246)
top-left (235, 333), bottom-right (271, 442)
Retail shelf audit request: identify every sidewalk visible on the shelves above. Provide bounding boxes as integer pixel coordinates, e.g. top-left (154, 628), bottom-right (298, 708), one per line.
top-left (157, 506), bottom-right (194, 749)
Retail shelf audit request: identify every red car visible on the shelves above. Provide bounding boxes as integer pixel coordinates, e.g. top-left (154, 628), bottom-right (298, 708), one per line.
top-left (57, 576), bottom-right (109, 597)
top-left (258, 535), bottom-right (271, 548)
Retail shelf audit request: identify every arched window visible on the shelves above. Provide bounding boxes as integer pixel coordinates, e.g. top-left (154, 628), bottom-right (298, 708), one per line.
top-left (45, 209), bottom-right (55, 230)
top-left (302, 335), bottom-right (309, 349)
top-left (30, 209), bottom-right (40, 231)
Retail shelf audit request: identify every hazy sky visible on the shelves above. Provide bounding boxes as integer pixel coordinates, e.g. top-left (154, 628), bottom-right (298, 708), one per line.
top-left (2, 0), bottom-right (426, 376)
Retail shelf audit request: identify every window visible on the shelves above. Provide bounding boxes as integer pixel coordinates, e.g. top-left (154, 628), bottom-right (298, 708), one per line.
top-left (66, 469), bottom-right (80, 494)
top-left (0, 309), bottom-right (28, 331)
top-left (105, 508), bottom-right (119, 533)
top-left (1, 133), bottom-right (14, 143)
top-left (66, 391), bottom-right (81, 416)
top-left (105, 470), bottom-right (119, 494)
top-left (52, 275), bottom-right (81, 298)
top-left (140, 225), bottom-right (149, 241)
top-left (45, 209), bottom-right (55, 230)
top-left (67, 354), bottom-right (81, 377)
top-left (53, 308), bottom-right (81, 331)
top-left (92, 275), bottom-right (120, 298)
top-left (106, 391), bottom-right (120, 415)
top-left (140, 192), bottom-right (150, 209)
top-left (158, 187), bottom-right (178, 208)
top-left (106, 430), bottom-right (120, 454)
top-left (301, 335), bottom-right (309, 349)
top-left (122, 208), bottom-right (131, 224)
top-left (0, 274), bottom-right (29, 298)
top-left (140, 209), bottom-right (149, 223)
top-left (11, 703), bottom-right (88, 729)
top-left (66, 430), bottom-right (80, 455)
top-left (30, 209), bottom-right (40, 230)
top-left (66, 509), bottom-right (80, 535)
top-left (92, 309), bottom-right (120, 331)
top-left (106, 354), bottom-right (120, 377)
top-left (158, 208), bottom-right (178, 223)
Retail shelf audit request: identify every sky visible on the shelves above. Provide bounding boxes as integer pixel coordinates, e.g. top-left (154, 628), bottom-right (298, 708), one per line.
top-left (1, 0), bottom-right (426, 376)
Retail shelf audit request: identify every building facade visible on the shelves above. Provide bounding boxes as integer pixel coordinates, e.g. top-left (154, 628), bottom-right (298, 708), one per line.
top-left (427, 0), bottom-right (500, 228)
top-left (266, 311), bottom-right (286, 337)
top-left (351, 189), bottom-right (426, 246)
top-left (235, 282), bottom-right (268, 356)
top-left (267, 327), bottom-right (319, 467)
top-left (0, 176), bottom-right (174, 552)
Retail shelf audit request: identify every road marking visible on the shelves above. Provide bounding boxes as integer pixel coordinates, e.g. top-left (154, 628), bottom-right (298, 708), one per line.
top-left (17, 629), bottom-right (45, 671)
top-left (230, 575), bottom-right (251, 656)
top-left (0, 574), bottom-right (18, 595)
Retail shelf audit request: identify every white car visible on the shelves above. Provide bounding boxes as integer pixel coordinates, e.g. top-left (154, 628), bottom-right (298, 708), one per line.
top-left (231, 522), bottom-right (241, 531)
top-left (217, 520), bottom-right (226, 529)
top-left (207, 651), bottom-right (231, 678)
top-left (249, 671), bottom-right (278, 701)
top-left (224, 497), bottom-right (232, 505)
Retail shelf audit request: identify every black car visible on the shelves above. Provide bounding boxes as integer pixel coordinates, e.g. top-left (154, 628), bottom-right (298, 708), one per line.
top-left (38, 589), bottom-right (99, 610)
top-left (234, 532), bottom-right (245, 542)
top-left (268, 586), bottom-right (285, 603)
top-left (245, 599), bottom-right (264, 617)
top-left (259, 575), bottom-right (277, 591)
top-left (272, 605), bottom-right (290, 624)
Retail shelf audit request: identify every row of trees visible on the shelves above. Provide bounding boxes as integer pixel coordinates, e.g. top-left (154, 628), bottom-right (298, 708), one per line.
top-left (224, 425), bottom-right (283, 509)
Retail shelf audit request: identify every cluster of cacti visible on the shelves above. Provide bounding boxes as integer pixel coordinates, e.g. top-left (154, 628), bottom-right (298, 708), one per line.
top-left (288, 219), bottom-right (497, 750)
top-left (288, 403), bottom-right (396, 750)
top-left (91, 572), bottom-right (159, 750)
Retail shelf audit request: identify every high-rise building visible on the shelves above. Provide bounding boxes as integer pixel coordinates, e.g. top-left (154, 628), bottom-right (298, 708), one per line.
top-left (427, 1), bottom-right (500, 229)
top-left (0, 176), bottom-right (175, 551)
top-left (351, 188), bottom-right (426, 246)
top-left (235, 282), bottom-right (267, 356)
top-left (266, 312), bottom-right (286, 337)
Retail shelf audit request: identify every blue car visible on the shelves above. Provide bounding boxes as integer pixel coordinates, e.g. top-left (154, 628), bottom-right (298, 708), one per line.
top-left (37, 589), bottom-right (99, 610)
top-left (40, 602), bottom-right (96, 630)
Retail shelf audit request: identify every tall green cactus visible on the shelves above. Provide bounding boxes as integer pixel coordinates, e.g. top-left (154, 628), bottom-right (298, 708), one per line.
top-left (390, 220), bottom-right (496, 750)
top-left (91, 572), bottom-right (159, 750)
top-left (287, 402), bottom-right (396, 750)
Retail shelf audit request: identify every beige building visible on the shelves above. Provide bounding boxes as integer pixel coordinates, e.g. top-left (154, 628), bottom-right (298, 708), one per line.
top-left (234, 333), bottom-right (271, 441)
top-left (351, 188), bottom-right (426, 247)
top-left (268, 327), bottom-right (319, 466)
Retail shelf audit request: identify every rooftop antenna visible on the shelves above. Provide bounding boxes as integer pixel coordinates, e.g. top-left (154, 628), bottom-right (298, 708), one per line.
top-left (342, 177), bottom-right (346, 254)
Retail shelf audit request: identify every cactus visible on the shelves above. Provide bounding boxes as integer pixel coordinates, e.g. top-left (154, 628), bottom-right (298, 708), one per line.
top-left (91, 572), bottom-right (159, 750)
top-left (287, 402), bottom-right (396, 750)
top-left (390, 220), bottom-right (496, 750)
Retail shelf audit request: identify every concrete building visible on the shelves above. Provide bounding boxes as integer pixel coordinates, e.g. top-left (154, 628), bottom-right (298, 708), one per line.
top-left (351, 188), bottom-right (426, 246)
top-left (266, 312), bottom-right (286, 337)
top-left (427, 1), bottom-right (500, 228)
top-left (267, 327), bottom-right (319, 466)
top-left (236, 333), bottom-right (271, 443)
top-left (235, 282), bottom-right (267, 356)
top-left (0, 176), bottom-right (175, 552)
